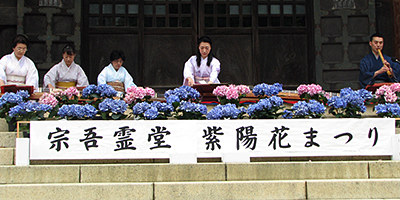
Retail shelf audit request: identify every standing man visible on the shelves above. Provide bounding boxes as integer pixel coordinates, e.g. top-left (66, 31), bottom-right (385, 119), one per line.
top-left (359, 33), bottom-right (399, 89)
top-left (0, 34), bottom-right (39, 91)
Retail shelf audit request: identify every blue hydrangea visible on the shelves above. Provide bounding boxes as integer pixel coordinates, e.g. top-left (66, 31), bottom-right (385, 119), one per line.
top-left (58, 104), bottom-right (97, 119)
top-left (132, 102), bottom-right (152, 115)
top-left (164, 86), bottom-right (200, 102)
top-left (83, 104), bottom-right (98, 118)
top-left (292, 101), bottom-right (310, 116)
top-left (98, 98), bottom-right (127, 114)
top-left (0, 92), bottom-right (24, 106)
top-left (308, 100), bottom-right (326, 115)
top-left (246, 96), bottom-right (284, 117)
top-left (144, 107), bottom-right (159, 120)
top-left (98, 84), bottom-right (118, 97)
top-left (238, 107), bottom-right (247, 113)
top-left (151, 101), bottom-right (174, 113)
top-left (289, 100), bottom-right (325, 118)
top-left (81, 84), bottom-right (99, 98)
top-left (282, 109), bottom-right (293, 119)
top-left (375, 103), bottom-right (400, 117)
top-left (207, 103), bottom-right (240, 120)
top-left (327, 87), bottom-right (370, 115)
top-left (327, 96), bottom-right (347, 109)
top-left (178, 101), bottom-right (207, 115)
top-left (16, 90), bottom-right (30, 99)
top-left (357, 89), bottom-right (373, 100)
top-left (166, 95), bottom-right (180, 104)
top-left (9, 102), bottom-right (51, 117)
top-left (252, 83), bottom-right (283, 97)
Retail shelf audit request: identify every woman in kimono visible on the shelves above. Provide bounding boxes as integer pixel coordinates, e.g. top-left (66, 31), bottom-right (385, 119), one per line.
top-left (43, 44), bottom-right (89, 91)
top-left (97, 50), bottom-right (136, 92)
top-left (0, 34), bottom-right (39, 91)
top-left (183, 36), bottom-right (220, 86)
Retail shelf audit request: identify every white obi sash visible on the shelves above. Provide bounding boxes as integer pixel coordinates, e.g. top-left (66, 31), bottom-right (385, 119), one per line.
top-left (7, 75), bottom-right (26, 85)
top-left (194, 76), bottom-right (210, 84)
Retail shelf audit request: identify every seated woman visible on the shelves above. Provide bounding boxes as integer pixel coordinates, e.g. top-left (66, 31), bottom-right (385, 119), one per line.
top-left (43, 44), bottom-right (89, 91)
top-left (97, 50), bottom-right (136, 92)
top-left (183, 36), bottom-right (220, 86)
top-left (0, 34), bottom-right (39, 91)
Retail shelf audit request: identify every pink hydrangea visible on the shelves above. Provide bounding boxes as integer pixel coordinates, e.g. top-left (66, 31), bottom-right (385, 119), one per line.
top-left (213, 85), bottom-right (229, 97)
top-left (390, 83), bottom-right (400, 93)
top-left (62, 87), bottom-right (79, 99)
top-left (375, 85), bottom-right (391, 98)
top-left (124, 86), bottom-right (156, 104)
top-left (50, 89), bottom-right (64, 98)
top-left (126, 86), bottom-right (145, 99)
top-left (236, 85), bottom-right (251, 95)
top-left (123, 93), bottom-right (135, 104)
top-left (39, 93), bottom-right (58, 108)
top-left (307, 84), bottom-right (323, 96)
top-left (297, 84), bottom-right (323, 96)
top-left (384, 91), bottom-right (398, 103)
top-left (297, 84), bottom-right (308, 95)
top-left (324, 92), bottom-right (332, 99)
top-left (144, 87), bottom-right (155, 97)
top-left (225, 86), bottom-right (239, 100)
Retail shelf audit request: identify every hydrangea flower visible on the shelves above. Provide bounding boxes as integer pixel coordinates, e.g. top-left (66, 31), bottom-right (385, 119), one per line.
top-left (63, 87), bottom-right (80, 99)
top-left (252, 83), bottom-right (282, 97)
top-left (212, 84), bottom-right (250, 106)
top-left (132, 102), bottom-right (152, 115)
top-left (16, 90), bottom-right (30, 99)
top-left (151, 101), bottom-right (174, 113)
top-left (247, 96), bottom-right (284, 119)
top-left (206, 103), bottom-right (240, 120)
top-left (0, 92), bottom-right (24, 106)
top-left (131, 101), bottom-right (167, 120)
top-left (374, 103), bottom-right (400, 118)
top-left (296, 83), bottom-right (328, 104)
top-left (178, 101), bottom-right (207, 114)
top-left (124, 86), bottom-right (156, 105)
top-left (327, 87), bottom-right (371, 118)
top-left (287, 100), bottom-right (325, 118)
top-left (144, 107), bottom-right (159, 120)
top-left (39, 93), bottom-right (59, 108)
top-left (373, 84), bottom-right (399, 104)
top-left (57, 104), bottom-right (97, 119)
top-left (98, 98), bottom-right (127, 114)
top-left (164, 86), bottom-right (201, 103)
top-left (9, 101), bottom-right (52, 120)
top-left (81, 84), bottom-right (99, 98)
top-left (98, 84), bottom-right (118, 97)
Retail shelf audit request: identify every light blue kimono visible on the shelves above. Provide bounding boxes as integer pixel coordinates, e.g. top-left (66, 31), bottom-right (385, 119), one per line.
top-left (97, 63), bottom-right (136, 92)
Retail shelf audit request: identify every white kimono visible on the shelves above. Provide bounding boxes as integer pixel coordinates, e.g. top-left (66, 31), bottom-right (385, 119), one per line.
top-left (43, 59), bottom-right (89, 90)
top-left (0, 52), bottom-right (39, 90)
top-left (183, 55), bottom-right (220, 85)
top-left (97, 63), bottom-right (136, 92)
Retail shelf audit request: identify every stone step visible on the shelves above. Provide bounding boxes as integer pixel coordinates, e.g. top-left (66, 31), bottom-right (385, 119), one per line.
top-left (0, 118), bottom-right (10, 132)
top-left (0, 132), bottom-right (17, 148)
top-left (1, 179), bottom-right (400, 200)
top-left (1, 161), bottom-right (400, 184)
top-left (0, 148), bottom-right (13, 165)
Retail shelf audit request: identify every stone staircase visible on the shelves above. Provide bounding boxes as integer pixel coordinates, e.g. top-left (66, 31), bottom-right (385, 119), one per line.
top-left (1, 119), bottom-right (400, 199)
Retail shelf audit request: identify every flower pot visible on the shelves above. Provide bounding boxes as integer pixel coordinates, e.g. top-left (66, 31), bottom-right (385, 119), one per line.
top-left (8, 117), bottom-right (16, 132)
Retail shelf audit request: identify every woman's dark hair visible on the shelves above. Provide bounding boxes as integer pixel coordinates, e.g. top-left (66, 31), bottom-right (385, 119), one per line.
top-left (62, 44), bottom-right (76, 55)
top-left (12, 34), bottom-right (29, 48)
top-left (196, 36), bottom-right (213, 67)
top-left (110, 50), bottom-right (125, 62)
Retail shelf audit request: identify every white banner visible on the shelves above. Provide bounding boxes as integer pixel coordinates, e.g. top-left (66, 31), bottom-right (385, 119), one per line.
top-left (30, 118), bottom-right (395, 160)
